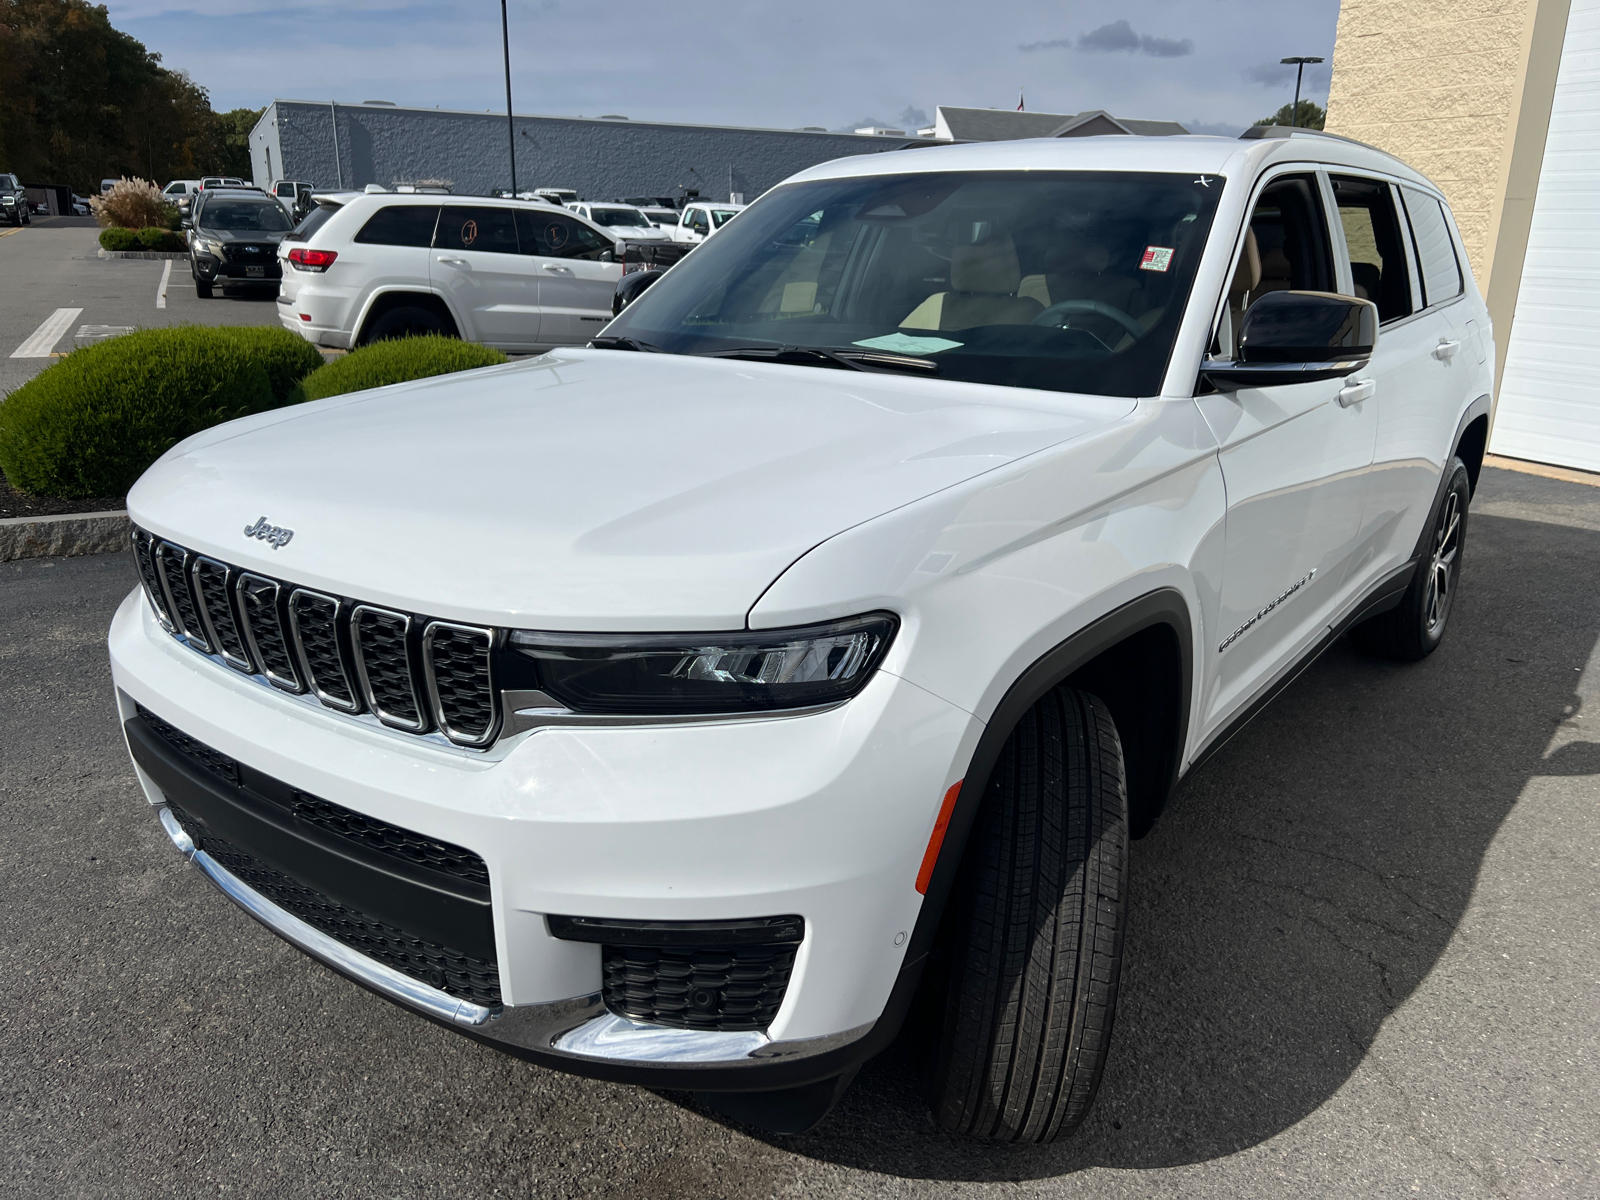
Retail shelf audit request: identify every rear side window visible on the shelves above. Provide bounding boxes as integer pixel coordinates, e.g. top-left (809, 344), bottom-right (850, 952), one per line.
top-left (1401, 188), bottom-right (1463, 307)
top-left (285, 203), bottom-right (338, 242)
top-left (515, 210), bottom-right (612, 260)
top-left (1331, 176), bottom-right (1413, 323)
top-left (435, 205), bottom-right (519, 253)
top-left (355, 204), bottom-right (440, 247)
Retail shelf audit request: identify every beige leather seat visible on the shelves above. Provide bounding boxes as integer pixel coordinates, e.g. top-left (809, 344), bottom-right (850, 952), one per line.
top-left (902, 234), bottom-right (1043, 330)
top-left (1228, 227), bottom-right (1261, 330)
top-left (1043, 240), bottom-right (1142, 314)
top-left (1255, 244), bottom-right (1293, 296)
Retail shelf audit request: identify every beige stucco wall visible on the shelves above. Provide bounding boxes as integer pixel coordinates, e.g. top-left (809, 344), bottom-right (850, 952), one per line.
top-left (1326, 0), bottom-right (1572, 401)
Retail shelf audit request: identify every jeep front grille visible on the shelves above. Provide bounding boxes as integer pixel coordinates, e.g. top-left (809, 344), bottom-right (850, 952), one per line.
top-left (130, 527), bottom-right (501, 747)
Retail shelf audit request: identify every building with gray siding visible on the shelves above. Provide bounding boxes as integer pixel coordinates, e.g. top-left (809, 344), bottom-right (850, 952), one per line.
top-left (248, 101), bottom-right (925, 201)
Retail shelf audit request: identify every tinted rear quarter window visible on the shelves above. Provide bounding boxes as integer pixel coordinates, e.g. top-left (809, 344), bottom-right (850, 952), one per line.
top-left (285, 204), bottom-right (338, 242)
top-left (355, 204), bottom-right (441, 247)
top-left (1401, 188), bottom-right (1463, 307)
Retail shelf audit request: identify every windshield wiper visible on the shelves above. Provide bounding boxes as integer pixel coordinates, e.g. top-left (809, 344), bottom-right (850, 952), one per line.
top-left (590, 335), bottom-right (662, 352)
top-left (698, 344), bottom-right (938, 375)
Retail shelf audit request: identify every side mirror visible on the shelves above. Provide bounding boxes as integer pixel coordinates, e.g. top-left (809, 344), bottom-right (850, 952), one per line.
top-left (180, 217), bottom-right (192, 229)
top-left (598, 249), bottom-right (615, 263)
top-left (1201, 291), bottom-right (1378, 391)
top-left (613, 267), bottom-right (667, 315)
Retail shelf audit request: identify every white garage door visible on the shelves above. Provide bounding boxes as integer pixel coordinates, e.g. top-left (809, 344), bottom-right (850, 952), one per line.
top-left (1492, 0), bottom-right (1600, 472)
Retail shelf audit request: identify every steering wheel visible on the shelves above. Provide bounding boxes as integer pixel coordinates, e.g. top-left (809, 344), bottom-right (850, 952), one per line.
top-left (1032, 299), bottom-right (1146, 341)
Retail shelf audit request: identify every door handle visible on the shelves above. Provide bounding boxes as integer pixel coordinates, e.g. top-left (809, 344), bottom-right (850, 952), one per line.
top-left (437, 257), bottom-right (468, 266)
top-left (1433, 339), bottom-right (1461, 360)
top-left (1337, 378), bottom-right (1376, 407)
top-left (543, 264), bottom-right (573, 274)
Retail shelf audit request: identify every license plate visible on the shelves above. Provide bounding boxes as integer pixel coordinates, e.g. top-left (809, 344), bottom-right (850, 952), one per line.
top-left (245, 265), bottom-right (265, 277)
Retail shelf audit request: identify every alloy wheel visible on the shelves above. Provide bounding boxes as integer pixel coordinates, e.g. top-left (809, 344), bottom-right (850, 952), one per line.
top-left (1424, 490), bottom-right (1461, 634)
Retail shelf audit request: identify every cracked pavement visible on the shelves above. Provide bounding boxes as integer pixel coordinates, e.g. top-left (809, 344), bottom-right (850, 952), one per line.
top-left (2, 464), bottom-right (1597, 1198)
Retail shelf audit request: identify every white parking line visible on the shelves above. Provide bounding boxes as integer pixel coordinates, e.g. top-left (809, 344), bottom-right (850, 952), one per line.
top-left (157, 259), bottom-right (172, 309)
top-left (10, 307), bottom-right (83, 358)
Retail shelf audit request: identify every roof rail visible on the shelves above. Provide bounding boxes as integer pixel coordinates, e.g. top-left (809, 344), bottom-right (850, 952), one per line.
top-left (1238, 125), bottom-right (1379, 151)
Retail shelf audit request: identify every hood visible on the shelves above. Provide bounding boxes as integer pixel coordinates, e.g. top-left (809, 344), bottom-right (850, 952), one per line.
top-left (615, 225), bottom-right (669, 240)
top-left (129, 349), bottom-right (1134, 630)
top-left (210, 228), bottom-right (288, 243)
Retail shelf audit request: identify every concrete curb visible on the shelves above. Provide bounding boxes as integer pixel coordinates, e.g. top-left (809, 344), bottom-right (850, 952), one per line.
top-left (0, 510), bottom-right (130, 562)
top-left (97, 248), bottom-right (187, 260)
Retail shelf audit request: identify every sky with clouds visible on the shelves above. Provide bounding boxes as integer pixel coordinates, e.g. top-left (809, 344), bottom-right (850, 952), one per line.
top-left (108, 0), bottom-right (1341, 136)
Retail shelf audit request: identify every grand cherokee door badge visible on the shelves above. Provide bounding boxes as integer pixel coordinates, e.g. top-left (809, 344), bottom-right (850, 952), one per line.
top-left (1219, 568), bottom-right (1316, 652)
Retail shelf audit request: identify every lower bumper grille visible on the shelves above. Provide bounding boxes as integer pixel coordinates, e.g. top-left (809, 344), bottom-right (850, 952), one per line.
top-left (168, 802), bottom-right (501, 1007)
top-left (548, 914), bottom-right (802, 1033)
top-left (601, 944), bottom-right (796, 1032)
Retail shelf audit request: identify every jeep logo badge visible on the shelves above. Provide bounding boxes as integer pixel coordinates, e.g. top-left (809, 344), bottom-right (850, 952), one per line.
top-left (243, 516), bottom-right (294, 550)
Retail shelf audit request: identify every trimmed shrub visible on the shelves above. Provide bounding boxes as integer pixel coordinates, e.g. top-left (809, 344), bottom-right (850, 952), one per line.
top-left (136, 226), bottom-right (185, 252)
top-left (99, 227), bottom-right (138, 251)
top-left (299, 336), bottom-right (508, 402)
top-left (0, 327), bottom-right (279, 498)
top-left (217, 326), bottom-right (326, 404)
top-left (90, 178), bottom-right (178, 231)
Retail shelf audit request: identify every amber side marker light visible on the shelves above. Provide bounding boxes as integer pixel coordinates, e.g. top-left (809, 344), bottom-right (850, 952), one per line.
top-left (915, 780), bottom-right (963, 895)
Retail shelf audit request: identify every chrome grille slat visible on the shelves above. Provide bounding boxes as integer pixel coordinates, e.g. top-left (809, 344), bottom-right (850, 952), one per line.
top-left (351, 605), bottom-right (428, 733)
top-left (236, 573), bottom-right (302, 692)
top-left (289, 589), bottom-right (361, 714)
top-left (424, 623), bottom-right (500, 747)
top-left (130, 530), bottom-right (175, 632)
top-left (191, 557), bottom-right (253, 674)
top-left (130, 525), bottom-right (499, 750)
top-left (155, 542), bottom-right (210, 653)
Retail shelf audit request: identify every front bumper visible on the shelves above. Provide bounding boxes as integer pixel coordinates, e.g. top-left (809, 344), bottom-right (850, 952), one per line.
top-left (193, 253), bottom-right (282, 283)
top-left (110, 588), bottom-right (976, 1088)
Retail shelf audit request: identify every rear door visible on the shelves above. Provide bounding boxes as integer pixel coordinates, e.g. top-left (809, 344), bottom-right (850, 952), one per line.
top-left (1195, 169), bottom-right (1381, 734)
top-left (430, 204), bottom-right (542, 348)
top-left (514, 209), bottom-right (621, 344)
top-left (1331, 176), bottom-right (1467, 595)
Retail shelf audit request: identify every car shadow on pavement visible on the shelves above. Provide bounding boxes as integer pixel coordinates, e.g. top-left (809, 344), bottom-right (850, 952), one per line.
top-left (716, 500), bottom-right (1600, 1181)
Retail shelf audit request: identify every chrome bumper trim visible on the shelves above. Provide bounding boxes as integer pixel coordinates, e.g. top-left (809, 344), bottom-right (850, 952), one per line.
top-left (154, 804), bottom-right (873, 1067)
top-left (157, 805), bottom-right (494, 1028)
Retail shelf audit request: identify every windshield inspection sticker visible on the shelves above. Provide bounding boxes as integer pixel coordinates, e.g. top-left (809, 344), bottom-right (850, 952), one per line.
top-left (1139, 246), bottom-right (1175, 273)
top-left (853, 333), bottom-right (964, 355)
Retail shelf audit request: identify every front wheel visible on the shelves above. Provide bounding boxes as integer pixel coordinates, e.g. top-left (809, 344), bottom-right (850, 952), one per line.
top-left (1350, 458), bottom-right (1470, 661)
top-left (929, 685), bottom-right (1129, 1142)
top-left (194, 278), bottom-right (213, 299)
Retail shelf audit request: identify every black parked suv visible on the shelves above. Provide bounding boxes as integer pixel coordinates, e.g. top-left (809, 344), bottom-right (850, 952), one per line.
top-left (187, 188), bottom-right (293, 297)
top-left (1, 174), bottom-right (30, 226)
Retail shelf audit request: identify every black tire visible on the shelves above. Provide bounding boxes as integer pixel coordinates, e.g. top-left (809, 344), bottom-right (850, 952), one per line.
top-left (21, 206), bottom-right (30, 224)
top-left (930, 686), bottom-right (1129, 1143)
top-left (1349, 458), bottom-right (1470, 661)
top-left (194, 278), bottom-right (213, 299)
top-left (360, 303), bottom-right (453, 344)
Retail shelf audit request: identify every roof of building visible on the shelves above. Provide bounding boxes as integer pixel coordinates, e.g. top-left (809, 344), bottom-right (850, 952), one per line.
top-left (934, 106), bottom-right (1189, 142)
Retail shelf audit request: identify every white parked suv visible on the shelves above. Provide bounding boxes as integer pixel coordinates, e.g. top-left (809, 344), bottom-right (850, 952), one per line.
top-left (276, 193), bottom-right (624, 350)
top-left (112, 128), bottom-right (1490, 1141)
top-left (670, 199), bottom-right (745, 243)
top-left (567, 201), bottom-right (672, 241)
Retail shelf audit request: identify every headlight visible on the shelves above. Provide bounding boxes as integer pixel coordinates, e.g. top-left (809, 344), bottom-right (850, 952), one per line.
top-left (508, 611), bottom-right (898, 715)
top-left (199, 238), bottom-right (225, 258)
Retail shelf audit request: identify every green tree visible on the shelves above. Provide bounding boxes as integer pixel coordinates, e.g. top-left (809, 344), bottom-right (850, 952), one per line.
top-left (1254, 99), bottom-right (1326, 130)
top-left (0, 0), bottom-right (258, 192)
top-left (213, 106), bottom-right (265, 179)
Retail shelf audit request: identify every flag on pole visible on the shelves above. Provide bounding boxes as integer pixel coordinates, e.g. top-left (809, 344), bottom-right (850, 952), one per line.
top-left (1017, 86), bottom-right (1025, 112)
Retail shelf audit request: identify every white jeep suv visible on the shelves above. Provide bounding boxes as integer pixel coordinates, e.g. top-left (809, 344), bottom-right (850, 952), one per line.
top-left (277, 193), bottom-right (625, 350)
top-left (112, 128), bottom-right (1490, 1141)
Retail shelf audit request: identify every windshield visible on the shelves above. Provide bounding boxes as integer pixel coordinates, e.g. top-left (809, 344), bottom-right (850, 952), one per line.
top-left (199, 199), bottom-right (294, 232)
top-left (709, 208), bottom-right (740, 227)
top-left (590, 207), bottom-right (651, 227)
top-left (605, 170), bottom-right (1221, 397)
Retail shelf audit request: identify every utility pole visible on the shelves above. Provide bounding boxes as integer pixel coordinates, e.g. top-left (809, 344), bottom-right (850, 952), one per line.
top-left (1279, 56), bottom-right (1324, 127)
top-left (501, 0), bottom-right (518, 196)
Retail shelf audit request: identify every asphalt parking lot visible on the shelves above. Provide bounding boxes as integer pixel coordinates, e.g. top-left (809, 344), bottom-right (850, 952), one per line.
top-left (3, 467), bottom-right (1598, 1200)
top-left (0, 217), bottom-right (279, 396)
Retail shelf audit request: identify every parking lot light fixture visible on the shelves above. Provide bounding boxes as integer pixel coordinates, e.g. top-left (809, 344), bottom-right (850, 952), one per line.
top-left (502, 0), bottom-right (517, 196)
top-left (1280, 56), bottom-right (1324, 127)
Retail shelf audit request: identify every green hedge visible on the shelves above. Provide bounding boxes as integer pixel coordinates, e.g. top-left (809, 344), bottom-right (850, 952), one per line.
top-left (299, 336), bottom-right (508, 402)
top-left (136, 226), bottom-right (185, 252)
top-left (99, 227), bottom-right (138, 251)
top-left (0, 326), bottom-right (324, 498)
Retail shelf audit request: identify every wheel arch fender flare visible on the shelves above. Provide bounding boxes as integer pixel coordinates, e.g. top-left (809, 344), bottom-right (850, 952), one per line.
top-left (909, 587), bottom-right (1193, 966)
top-left (1453, 393), bottom-right (1491, 497)
top-left (353, 286), bottom-right (463, 342)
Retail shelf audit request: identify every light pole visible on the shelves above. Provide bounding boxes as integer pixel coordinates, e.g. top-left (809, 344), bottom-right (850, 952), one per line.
top-left (1280, 56), bottom-right (1324, 127)
top-left (501, 0), bottom-right (518, 196)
